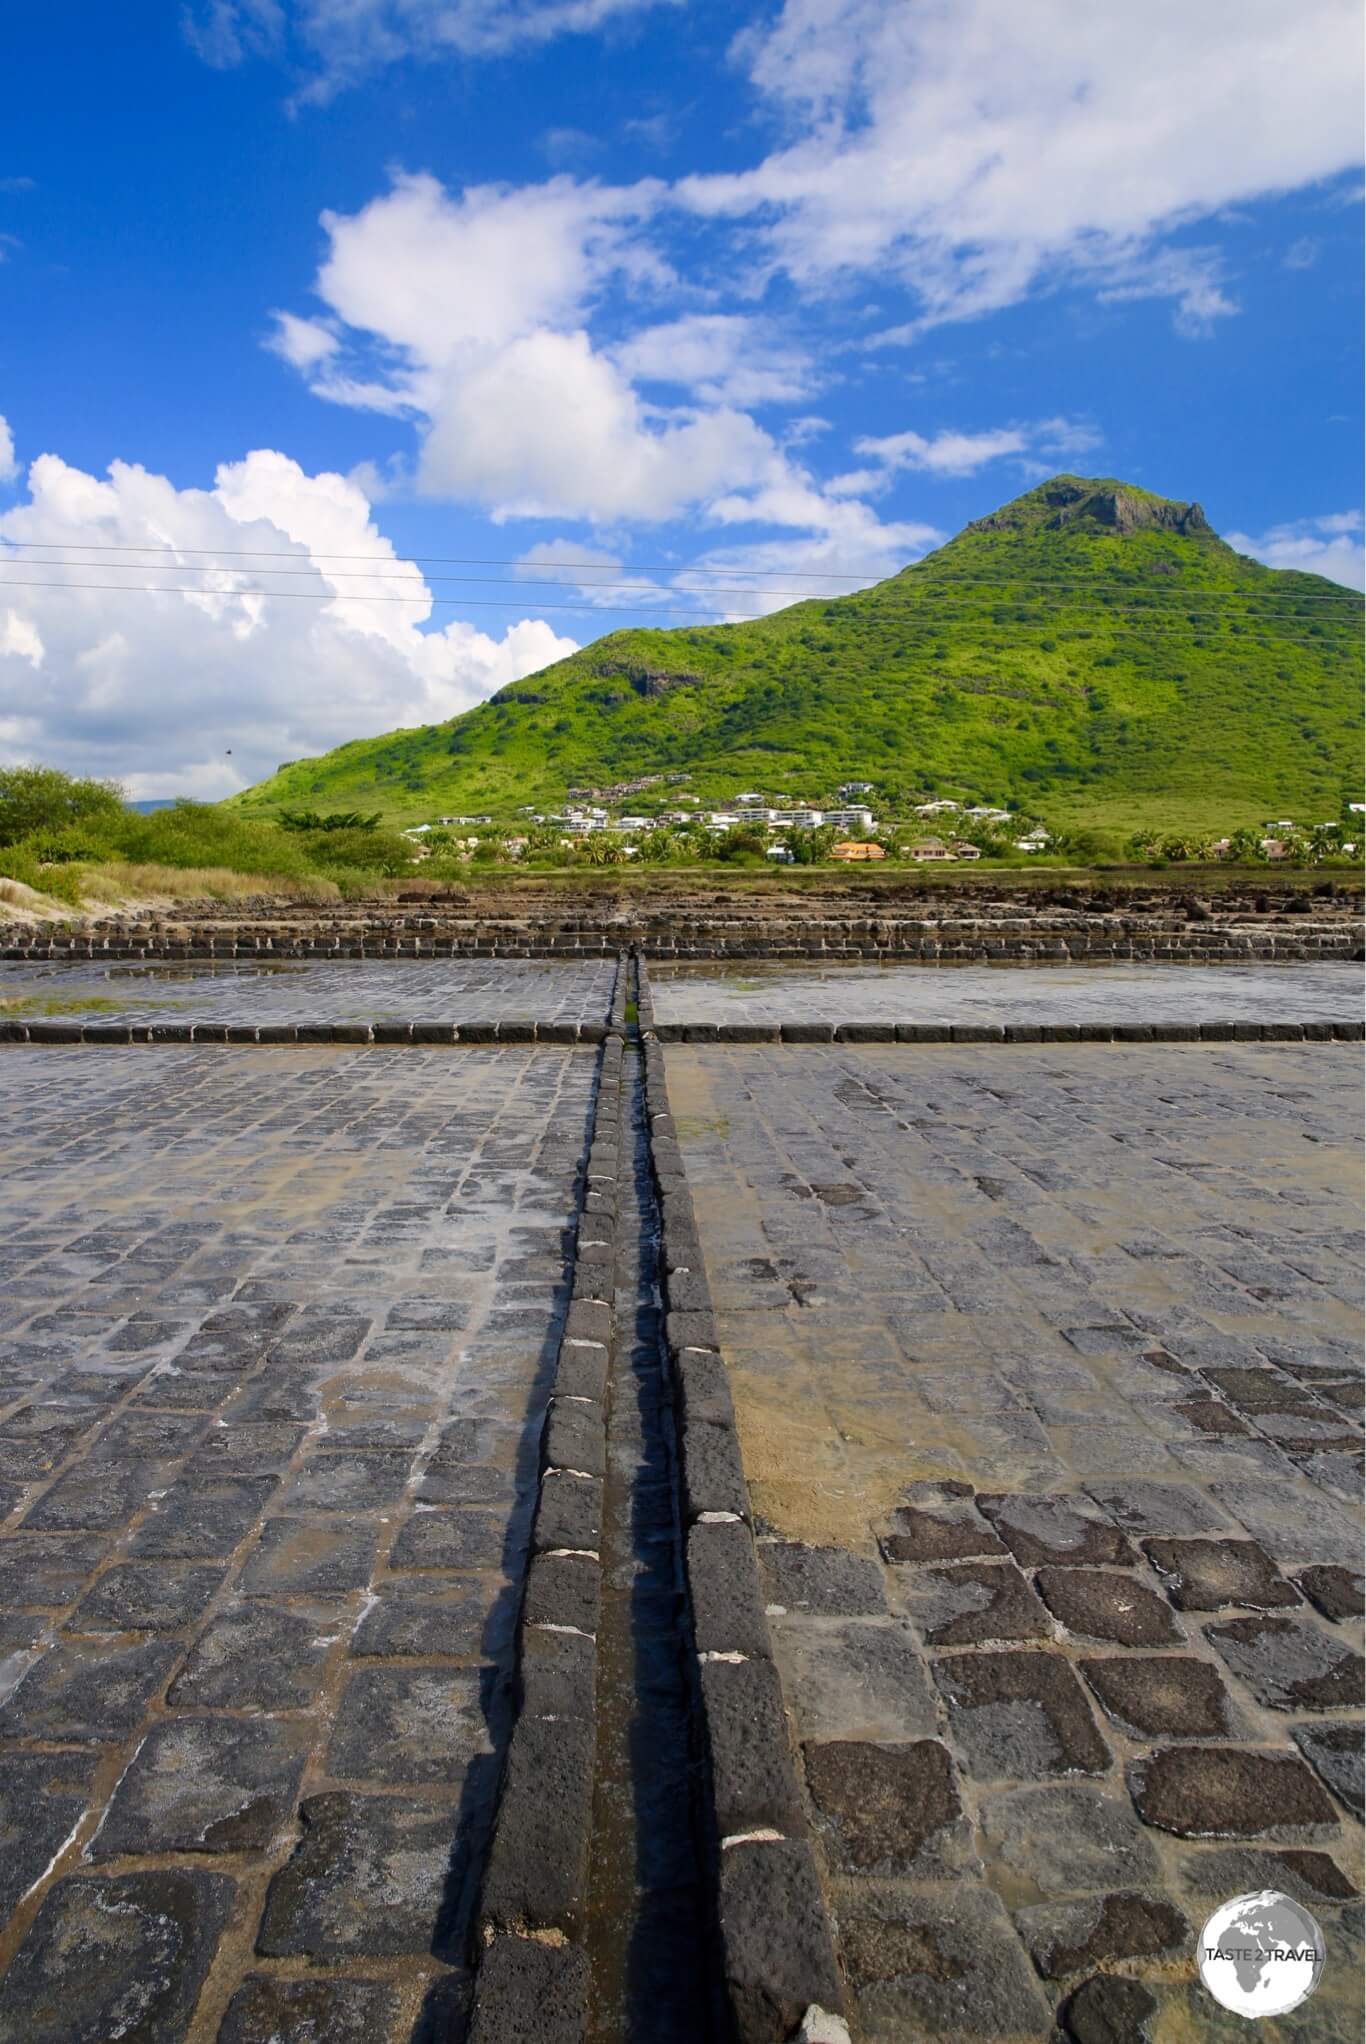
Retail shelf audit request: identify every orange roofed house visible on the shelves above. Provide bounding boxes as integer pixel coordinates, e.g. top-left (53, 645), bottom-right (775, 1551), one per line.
top-left (830, 840), bottom-right (886, 861)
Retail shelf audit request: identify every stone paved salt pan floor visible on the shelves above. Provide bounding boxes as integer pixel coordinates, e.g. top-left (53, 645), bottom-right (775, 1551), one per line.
top-left (667, 1042), bottom-right (1364, 2042)
top-left (651, 958), bottom-right (1363, 1026)
top-left (0, 1045), bottom-right (595, 2042)
top-left (0, 955), bottom-right (616, 1027)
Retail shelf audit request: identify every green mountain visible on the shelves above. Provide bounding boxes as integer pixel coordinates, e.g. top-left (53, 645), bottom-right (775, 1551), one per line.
top-left (234, 477), bottom-right (1364, 835)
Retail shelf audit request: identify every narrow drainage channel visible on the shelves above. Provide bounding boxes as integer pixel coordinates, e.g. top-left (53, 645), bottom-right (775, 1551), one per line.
top-left (583, 1034), bottom-right (713, 2043)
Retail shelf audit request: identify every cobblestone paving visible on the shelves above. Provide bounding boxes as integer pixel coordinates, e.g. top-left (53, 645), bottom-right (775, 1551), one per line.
top-left (0, 1045), bottom-right (595, 2042)
top-left (0, 957), bottom-right (615, 1026)
top-left (651, 959), bottom-right (1363, 1026)
top-left (667, 1044), bottom-right (1365, 2041)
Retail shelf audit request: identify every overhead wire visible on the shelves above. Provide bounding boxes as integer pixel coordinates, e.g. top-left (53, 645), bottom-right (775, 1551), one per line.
top-left (0, 535), bottom-right (1359, 600)
top-left (0, 554), bottom-right (1361, 614)
top-left (0, 575), bottom-right (1355, 644)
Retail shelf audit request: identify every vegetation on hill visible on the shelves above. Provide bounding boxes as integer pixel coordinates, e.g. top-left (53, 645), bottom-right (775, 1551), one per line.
top-left (232, 477), bottom-right (1364, 836)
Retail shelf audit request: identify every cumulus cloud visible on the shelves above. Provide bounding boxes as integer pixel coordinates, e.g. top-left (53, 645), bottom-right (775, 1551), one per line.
top-left (1226, 510), bottom-right (1365, 590)
top-left (185, 0), bottom-right (677, 99)
top-left (849, 416), bottom-right (1102, 482)
top-left (275, 172), bottom-right (856, 530)
top-left (0, 446), bottom-right (577, 792)
top-left (612, 315), bottom-right (816, 408)
top-left (0, 414), bottom-right (16, 484)
top-left (680, 0), bottom-right (1362, 334)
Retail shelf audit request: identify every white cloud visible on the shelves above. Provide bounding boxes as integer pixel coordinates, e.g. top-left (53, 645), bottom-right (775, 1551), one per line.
top-left (185, 0), bottom-right (677, 99)
top-left (275, 174), bottom-right (839, 528)
top-left (0, 414), bottom-right (16, 485)
top-left (0, 446), bottom-right (577, 791)
top-left (613, 315), bottom-right (816, 407)
top-left (1226, 511), bottom-right (1365, 591)
top-left (852, 415), bottom-right (1102, 481)
top-left (680, 0), bottom-right (1363, 334)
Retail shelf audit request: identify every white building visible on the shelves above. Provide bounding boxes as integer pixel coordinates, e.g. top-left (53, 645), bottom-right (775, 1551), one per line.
top-left (914, 799), bottom-right (961, 816)
top-left (837, 781), bottom-right (875, 797)
top-left (823, 807), bottom-right (877, 832)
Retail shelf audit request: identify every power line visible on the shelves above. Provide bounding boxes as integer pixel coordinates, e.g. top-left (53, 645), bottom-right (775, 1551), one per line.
top-left (0, 576), bottom-right (1356, 643)
top-left (2, 555), bottom-right (1362, 613)
top-left (0, 535), bottom-right (1359, 600)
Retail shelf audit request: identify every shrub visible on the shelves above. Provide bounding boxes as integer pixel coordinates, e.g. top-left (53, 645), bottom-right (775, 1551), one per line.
top-left (0, 766), bottom-right (127, 846)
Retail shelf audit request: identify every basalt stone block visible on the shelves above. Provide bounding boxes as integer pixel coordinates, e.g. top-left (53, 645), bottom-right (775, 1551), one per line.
top-left (94, 1716), bottom-right (309, 1856)
top-left (411, 1022), bottom-right (458, 1043)
top-left (1016, 1892), bottom-right (1189, 1980)
top-left (83, 1023), bottom-right (134, 1043)
top-left (550, 1340), bottom-right (609, 1404)
top-left (27, 1022), bottom-right (85, 1043)
top-left (534, 1469), bottom-right (603, 1553)
top-left (327, 1664), bottom-right (492, 1783)
top-left (519, 1622), bottom-right (595, 1721)
top-left (283, 1451), bottom-right (411, 1515)
top-left (67, 1560), bottom-right (225, 1634)
top-left (804, 1738), bottom-right (963, 1874)
top-left (0, 1868), bottom-right (234, 2044)
top-left (1083, 1479), bottom-right (1227, 1537)
top-left (759, 1540), bottom-right (886, 1617)
top-left (898, 1558), bottom-right (1049, 1646)
top-left (1297, 1566), bottom-right (1366, 1621)
top-left (879, 1499), bottom-right (1007, 1565)
top-left (22, 1458), bottom-right (162, 1533)
top-left (0, 1752), bottom-right (98, 1919)
top-left (718, 1838), bottom-right (844, 2044)
top-left (895, 1022), bottom-right (951, 1043)
top-left (255, 1024), bottom-right (296, 1043)
top-left (371, 1023), bottom-right (413, 1044)
top-left (219, 1976), bottom-right (400, 2044)
top-left (773, 1617), bottom-right (938, 1746)
top-left (951, 1023), bottom-right (1006, 1043)
top-left (702, 1654), bottom-right (805, 1837)
top-left (1291, 1722), bottom-right (1364, 1819)
top-left (682, 1022), bottom-right (720, 1042)
top-left (1143, 1537), bottom-right (1300, 1611)
top-left (664, 1266), bottom-right (712, 1313)
top-left (666, 1307), bottom-right (720, 1354)
top-left (681, 1416), bottom-right (750, 1521)
top-left (1061, 1976), bottom-right (1159, 2044)
top-left (480, 1713), bottom-right (595, 1937)
top-left (1076, 1024), bottom-right (1115, 1042)
top-left (389, 1507), bottom-right (508, 1573)
top-left (1036, 1567), bottom-right (1182, 1647)
top-left (1178, 1845), bottom-right (1359, 1905)
top-left (468, 1935), bottom-right (591, 2044)
top-left (721, 1023), bottom-right (781, 1043)
top-left (977, 1492), bottom-right (1135, 1567)
top-left (240, 1516), bottom-right (376, 1596)
top-left (676, 1347), bottom-right (736, 1429)
top-left (780, 1022), bottom-right (835, 1042)
top-left (170, 1601), bottom-right (338, 1709)
top-left (564, 1298), bottom-right (612, 1347)
top-left (1205, 1613), bottom-right (1365, 1711)
top-left (984, 1782), bottom-right (1162, 1898)
top-left (1081, 1654), bottom-right (1240, 1739)
top-left (257, 1792), bottom-right (464, 1958)
top-left (933, 1650), bottom-right (1110, 1780)
top-left (835, 1881), bottom-right (1050, 2041)
top-left (544, 1399), bottom-right (605, 1481)
top-left (1128, 1746), bottom-right (1338, 1838)
top-left (688, 1520), bottom-right (770, 1659)
top-left (350, 1576), bottom-right (491, 1659)
top-left (129, 1474), bottom-right (277, 1558)
top-left (523, 1550), bottom-right (601, 1637)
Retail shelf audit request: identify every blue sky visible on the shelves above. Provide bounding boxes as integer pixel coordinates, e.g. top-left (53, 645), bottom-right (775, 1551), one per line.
top-left (0, 0), bottom-right (1361, 795)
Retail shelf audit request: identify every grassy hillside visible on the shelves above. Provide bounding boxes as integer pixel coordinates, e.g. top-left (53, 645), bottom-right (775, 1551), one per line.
top-left (233, 477), bottom-right (1364, 835)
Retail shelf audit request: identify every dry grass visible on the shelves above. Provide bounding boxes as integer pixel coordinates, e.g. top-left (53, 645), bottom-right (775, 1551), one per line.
top-left (76, 864), bottom-right (343, 909)
top-left (0, 875), bottom-right (71, 920)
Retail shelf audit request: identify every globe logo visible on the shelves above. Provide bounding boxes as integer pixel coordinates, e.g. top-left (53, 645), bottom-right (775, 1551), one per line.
top-left (1198, 1891), bottom-right (1326, 2018)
